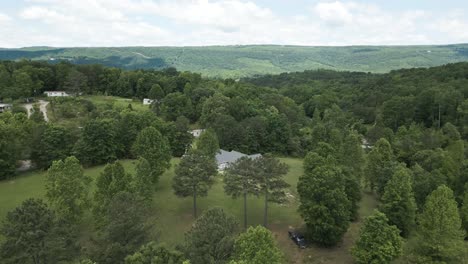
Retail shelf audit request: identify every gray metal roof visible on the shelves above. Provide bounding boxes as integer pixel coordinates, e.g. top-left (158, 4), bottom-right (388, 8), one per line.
top-left (215, 149), bottom-right (261, 165)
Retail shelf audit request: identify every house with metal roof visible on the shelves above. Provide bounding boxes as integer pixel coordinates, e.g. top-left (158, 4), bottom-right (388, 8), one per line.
top-left (216, 149), bottom-right (261, 171)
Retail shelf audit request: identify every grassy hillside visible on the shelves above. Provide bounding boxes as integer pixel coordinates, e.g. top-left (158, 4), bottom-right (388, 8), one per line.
top-left (1, 44), bottom-right (468, 78)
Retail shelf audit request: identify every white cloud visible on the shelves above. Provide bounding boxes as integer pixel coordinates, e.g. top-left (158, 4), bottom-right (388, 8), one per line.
top-left (314, 1), bottom-right (353, 26)
top-left (0, 0), bottom-right (465, 47)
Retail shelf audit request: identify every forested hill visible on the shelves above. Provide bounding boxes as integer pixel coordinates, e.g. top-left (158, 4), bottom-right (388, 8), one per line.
top-left (1, 44), bottom-right (468, 78)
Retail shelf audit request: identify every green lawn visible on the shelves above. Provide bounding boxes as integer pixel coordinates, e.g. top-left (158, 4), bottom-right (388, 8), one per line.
top-left (0, 158), bottom-right (379, 263)
top-left (83, 95), bottom-right (149, 112)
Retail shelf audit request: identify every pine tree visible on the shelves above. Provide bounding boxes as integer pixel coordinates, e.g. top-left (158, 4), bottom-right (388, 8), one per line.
top-left (352, 210), bottom-right (403, 264)
top-left (172, 149), bottom-right (217, 218)
top-left (224, 156), bottom-right (261, 229)
top-left (256, 155), bottom-right (289, 227)
top-left (380, 164), bottom-right (416, 237)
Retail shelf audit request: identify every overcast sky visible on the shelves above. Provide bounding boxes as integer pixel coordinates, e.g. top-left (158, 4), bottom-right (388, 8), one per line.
top-left (0, 0), bottom-right (467, 47)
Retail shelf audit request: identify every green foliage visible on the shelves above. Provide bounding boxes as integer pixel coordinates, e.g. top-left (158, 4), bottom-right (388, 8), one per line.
top-left (256, 155), bottom-right (289, 226)
top-left (133, 126), bottom-right (171, 183)
top-left (166, 116), bottom-right (193, 157)
top-left (172, 149), bottom-right (217, 218)
top-left (63, 68), bottom-right (88, 95)
top-left (0, 199), bottom-right (67, 264)
top-left (298, 163), bottom-right (351, 246)
top-left (125, 242), bottom-right (185, 264)
top-left (4, 45), bottom-right (468, 78)
top-left (224, 156), bottom-right (260, 229)
top-left (30, 104), bottom-right (45, 123)
top-left (148, 84), bottom-right (165, 100)
top-left (31, 124), bottom-right (73, 169)
top-left (92, 192), bottom-right (149, 264)
top-left (365, 138), bottom-right (396, 195)
top-left (0, 116), bottom-right (26, 179)
top-left (93, 161), bottom-right (133, 223)
top-left (133, 157), bottom-right (154, 202)
top-left (195, 129), bottom-right (220, 158)
top-left (380, 165), bottom-right (416, 237)
top-left (351, 210), bottom-right (403, 264)
top-left (46, 156), bottom-right (91, 221)
top-left (461, 184), bottom-right (468, 238)
top-left (409, 185), bottom-right (465, 262)
top-left (184, 208), bottom-right (239, 264)
top-left (159, 92), bottom-right (194, 121)
top-left (231, 226), bottom-right (283, 264)
top-left (74, 118), bottom-right (118, 166)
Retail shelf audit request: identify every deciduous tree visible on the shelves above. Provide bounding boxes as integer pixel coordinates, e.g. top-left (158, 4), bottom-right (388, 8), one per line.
top-left (380, 165), bottom-right (416, 237)
top-left (351, 210), bottom-right (402, 264)
top-left (125, 242), bottom-right (185, 264)
top-left (133, 126), bottom-right (171, 184)
top-left (46, 156), bottom-right (91, 222)
top-left (93, 161), bottom-right (133, 223)
top-left (184, 208), bottom-right (239, 264)
top-left (298, 163), bottom-right (350, 246)
top-left (195, 129), bottom-right (220, 158)
top-left (231, 226), bottom-right (283, 264)
top-left (409, 185), bottom-right (465, 262)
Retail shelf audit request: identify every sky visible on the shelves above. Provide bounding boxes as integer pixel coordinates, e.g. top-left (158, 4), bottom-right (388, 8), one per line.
top-left (0, 0), bottom-right (467, 47)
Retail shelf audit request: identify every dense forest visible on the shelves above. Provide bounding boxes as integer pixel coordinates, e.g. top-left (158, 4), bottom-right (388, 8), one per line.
top-left (0, 59), bottom-right (467, 263)
top-left (1, 44), bottom-right (468, 78)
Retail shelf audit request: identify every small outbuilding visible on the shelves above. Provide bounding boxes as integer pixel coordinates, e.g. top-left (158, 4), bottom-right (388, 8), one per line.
top-left (0, 103), bottom-right (12, 113)
top-left (190, 129), bottom-right (205, 138)
top-left (44, 91), bottom-right (69, 97)
top-left (143, 98), bottom-right (154, 105)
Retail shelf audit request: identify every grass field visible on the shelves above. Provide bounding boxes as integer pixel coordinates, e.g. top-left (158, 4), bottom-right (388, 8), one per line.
top-left (83, 95), bottom-right (149, 112)
top-left (0, 158), bottom-right (377, 263)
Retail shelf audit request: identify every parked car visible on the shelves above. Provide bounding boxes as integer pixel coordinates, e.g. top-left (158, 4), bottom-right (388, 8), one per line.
top-left (288, 230), bottom-right (307, 249)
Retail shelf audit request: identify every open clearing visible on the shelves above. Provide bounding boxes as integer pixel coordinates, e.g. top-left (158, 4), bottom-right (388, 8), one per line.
top-left (0, 158), bottom-right (377, 263)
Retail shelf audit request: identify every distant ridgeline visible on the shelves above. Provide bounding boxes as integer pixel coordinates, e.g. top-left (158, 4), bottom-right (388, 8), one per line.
top-left (1, 44), bottom-right (468, 78)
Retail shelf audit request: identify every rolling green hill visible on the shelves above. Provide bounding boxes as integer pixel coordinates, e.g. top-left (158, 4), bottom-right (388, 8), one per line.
top-left (1, 44), bottom-right (468, 78)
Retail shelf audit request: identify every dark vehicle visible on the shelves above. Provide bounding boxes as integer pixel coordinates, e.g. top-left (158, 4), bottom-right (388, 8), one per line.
top-left (288, 231), bottom-right (307, 249)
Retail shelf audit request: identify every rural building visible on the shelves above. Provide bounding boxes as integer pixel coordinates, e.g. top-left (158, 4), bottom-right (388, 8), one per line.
top-left (0, 103), bottom-right (12, 113)
top-left (216, 149), bottom-right (261, 171)
top-left (190, 129), bottom-right (205, 138)
top-left (143, 98), bottom-right (154, 105)
top-left (44, 91), bottom-right (69, 97)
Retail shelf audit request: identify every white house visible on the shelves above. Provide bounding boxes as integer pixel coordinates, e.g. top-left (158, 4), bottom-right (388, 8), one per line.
top-left (215, 149), bottom-right (262, 171)
top-left (0, 103), bottom-right (12, 113)
top-left (143, 98), bottom-right (154, 105)
top-left (44, 91), bottom-right (69, 97)
top-left (190, 129), bottom-right (205, 138)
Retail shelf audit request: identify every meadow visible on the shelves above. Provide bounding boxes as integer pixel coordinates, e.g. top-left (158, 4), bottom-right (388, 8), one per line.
top-left (0, 157), bottom-right (377, 263)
